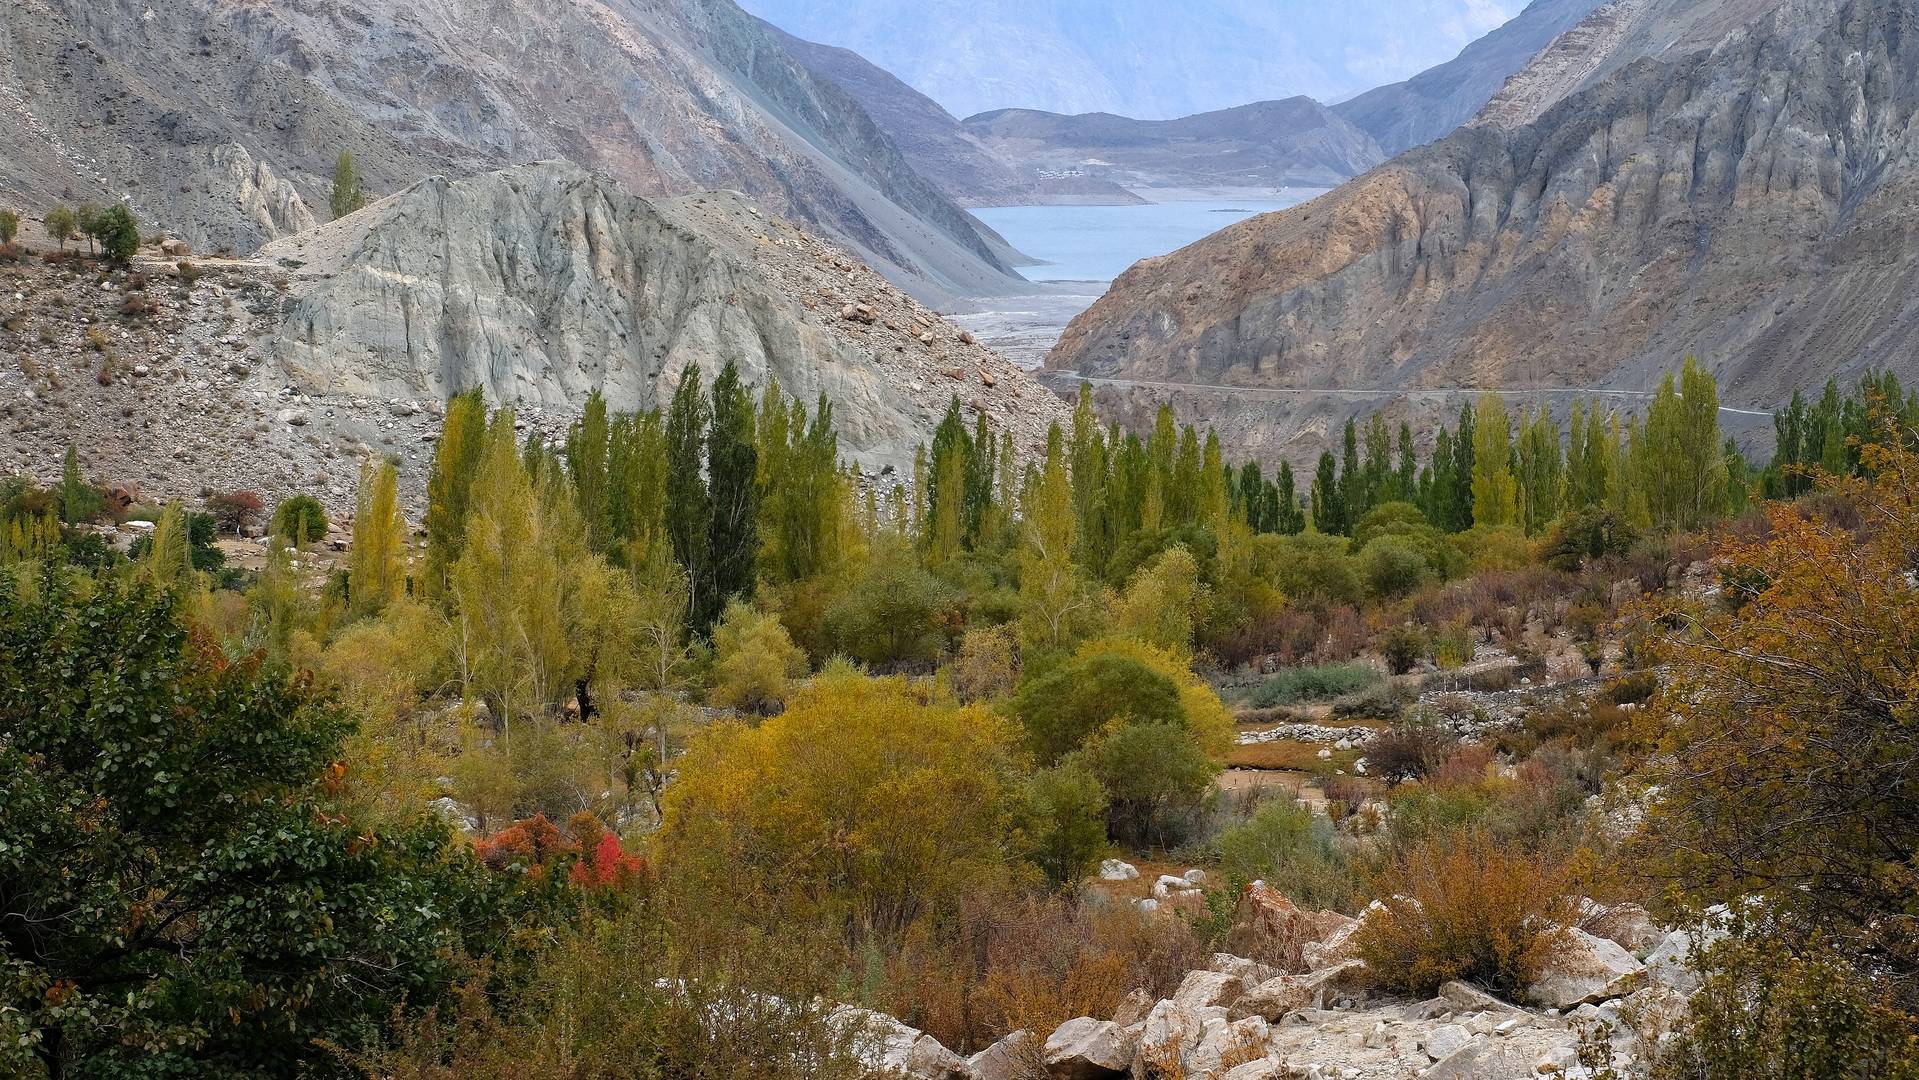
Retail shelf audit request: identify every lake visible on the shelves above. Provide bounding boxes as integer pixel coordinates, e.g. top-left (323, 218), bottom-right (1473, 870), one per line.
top-left (973, 195), bottom-right (1316, 283)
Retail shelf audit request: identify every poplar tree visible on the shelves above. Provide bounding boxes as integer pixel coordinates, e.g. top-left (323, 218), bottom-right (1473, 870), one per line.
top-left (1020, 426), bottom-right (1092, 651)
top-left (1311, 452), bottom-right (1344, 535)
top-left (704, 360), bottom-right (760, 629)
top-left (349, 459), bottom-right (407, 616)
top-left (1471, 394), bottom-right (1518, 528)
top-left (1451, 403), bottom-right (1477, 532)
top-left (664, 367), bottom-right (712, 628)
top-left (1170, 427), bottom-right (1202, 527)
top-left (424, 389), bottom-right (488, 594)
top-left (1339, 418), bottom-right (1365, 528)
top-left (450, 417), bottom-right (574, 725)
top-left (607, 408), bottom-right (667, 555)
top-left (1275, 460), bottom-right (1303, 535)
top-left (565, 391), bottom-right (613, 552)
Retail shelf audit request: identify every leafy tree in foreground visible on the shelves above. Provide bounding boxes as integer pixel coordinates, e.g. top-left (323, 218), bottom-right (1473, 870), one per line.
top-left (0, 575), bottom-right (514, 1077)
top-left (1642, 420), bottom-right (1919, 1013)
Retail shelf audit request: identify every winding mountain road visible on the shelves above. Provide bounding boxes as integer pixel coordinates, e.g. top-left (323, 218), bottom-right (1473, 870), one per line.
top-left (1044, 373), bottom-right (1776, 418)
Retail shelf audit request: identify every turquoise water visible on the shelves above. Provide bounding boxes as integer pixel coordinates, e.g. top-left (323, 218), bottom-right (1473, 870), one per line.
top-left (973, 196), bottom-right (1312, 283)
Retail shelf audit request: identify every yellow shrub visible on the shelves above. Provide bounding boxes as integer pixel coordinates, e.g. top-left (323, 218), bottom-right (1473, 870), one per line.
top-left (659, 671), bottom-right (1029, 934)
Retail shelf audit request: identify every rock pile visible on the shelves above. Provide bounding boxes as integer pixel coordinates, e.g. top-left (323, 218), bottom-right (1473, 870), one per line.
top-left (853, 885), bottom-right (1696, 1080)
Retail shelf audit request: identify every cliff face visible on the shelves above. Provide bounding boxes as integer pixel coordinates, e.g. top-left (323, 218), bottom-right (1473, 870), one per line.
top-left (962, 99), bottom-right (1386, 191)
top-left (1047, 0), bottom-right (1919, 463)
top-left (1333, 0), bottom-right (1602, 155)
top-left (0, 0), bottom-right (1024, 302)
top-left (265, 163), bottom-right (1067, 473)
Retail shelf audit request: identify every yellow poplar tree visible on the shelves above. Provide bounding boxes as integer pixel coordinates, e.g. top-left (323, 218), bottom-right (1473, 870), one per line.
top-left (349, 459), bottom-right (407, 617)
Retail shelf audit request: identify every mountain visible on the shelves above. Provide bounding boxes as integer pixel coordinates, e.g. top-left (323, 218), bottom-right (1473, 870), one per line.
top-left (1046, 0), bottom-right (1919, 464)
top-left (759, 22), bottom-right (1140, 207)
top-left (0, 163), bottom-right (1068, 505)
top-left (0, 0), bottom-right (1027, 303)
top-left (1333, 0), bottom-right (1603, 155)
top-left (736, 0), bottom-right (1526, 121)
top-left (962, 99), bottom-right (1386, 191)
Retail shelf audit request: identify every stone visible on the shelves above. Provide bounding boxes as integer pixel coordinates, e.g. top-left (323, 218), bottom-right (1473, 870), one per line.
top-left (1438, 981), bottom-right (1520, 1015)
top-left (1042, 1016), bottom-right (1137, 1079)
top-left (1137, 999), bottom-right (1209, 1065)
top-left (1098, 858), bottom-right (1140, 881)
top-left (1528, 928), bottom-right (1647, 1009)
top-left (1111, 987), bottom-right (1156, 1027)
top-left (131, 364), bottom-right (151, 377)
top-left (1422, 1023), bottom-right (1472, 1060)
top-left (831, 1007), bottom-right (969, 1080)
top-left (1183, 869), bottom-right (1208, 885)
top-left (1221, 1060), bottom-right (1289, 1080)
top-left (278, 407), bottom-right (310, 426)
top-left (1586, 902), bottom-right (1665, 953)
top-left (1224, 881), bottom-right (1360, 971)
top-left (966, 1029), bottom-right (1035, 1080)
top-left (1233, 960), bottom-right (1366, 1021)
top-left (1188, 1015), bottom-right (1271, 1077)
top-left (1154, 874), bottom-right (1202, 899)
top-left (1172, 969), bottom-right (1246, 1011)
top-left (1645, 926), bottom-right (1723, 995)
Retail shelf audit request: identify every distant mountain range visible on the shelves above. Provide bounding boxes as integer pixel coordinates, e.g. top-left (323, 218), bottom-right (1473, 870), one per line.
top-left (962, 99), bottom-right (1386, 192)
top-left (1049, 0), bottom-right (1919, 465)
top-left (735, 0), bottom-right (1527, 121)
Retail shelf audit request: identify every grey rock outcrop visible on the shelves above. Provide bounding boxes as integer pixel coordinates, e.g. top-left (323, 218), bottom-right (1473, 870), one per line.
top-left (0, 0), bottom-right (1026, 302)
top-left (263, 162), bottom-right (1065, 474)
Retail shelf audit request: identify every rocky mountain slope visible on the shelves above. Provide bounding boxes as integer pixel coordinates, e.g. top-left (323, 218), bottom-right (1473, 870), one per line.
top-left (762, 23), bottom-right (1140, 208)
top-left (737, 0), bottom-right (1526, 121)
top-left (0, 0), bottom-right (1027, 304)
top-left (1334, 0), bottom-right (1603, 155)
top-left (1046, 0), bottom-right (1919, 465)
top-left (0, 164), bottom-right (1068, 507)
top-left (963, 100), bottom-right (1387, 191)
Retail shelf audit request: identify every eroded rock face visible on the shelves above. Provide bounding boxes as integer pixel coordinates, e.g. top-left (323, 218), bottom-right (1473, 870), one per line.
top-left (1047, 0), bottom-right (1919, 467)
top-left (1, 0), bottom-right (1024, 301)
top-left (262, 163), bottom-right (1066, 475)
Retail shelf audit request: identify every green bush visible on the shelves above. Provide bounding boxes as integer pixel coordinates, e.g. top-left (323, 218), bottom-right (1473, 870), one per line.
top-left (1378, 625), bottom-right (1426, 675)
top-left (1013, 651), bottom-right (1184, 765)
top-left (271, 494), bottom-right (329, 546)
top-left (1213, 797), bottom-right (1360, 912)
top-left (1069, 720), bottom-right (1217, 849)
top-left (1021, 762), bottom-right (1110, 889)
top-left (0, 574), bottom-right (535, 1077)
top-left (1359, 535), bottom-right (1436, 598)
top-left (1644, 935), bottom-right (1919, 1080)
top-left (1249, 662), bottom-right (1382, 708)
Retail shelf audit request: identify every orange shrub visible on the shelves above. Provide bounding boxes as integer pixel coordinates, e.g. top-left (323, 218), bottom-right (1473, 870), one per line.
top-left (1354, 832), bottom-right (1573, 997)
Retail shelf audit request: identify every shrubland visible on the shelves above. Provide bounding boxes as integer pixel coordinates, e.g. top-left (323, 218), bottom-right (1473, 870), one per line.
top-left (3, 366), bottom-right (1917, 1074)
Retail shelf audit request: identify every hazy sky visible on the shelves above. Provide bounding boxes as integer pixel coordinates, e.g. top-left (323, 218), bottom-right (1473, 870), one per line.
top-left (741, 0), bottom-right (1529, 119)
